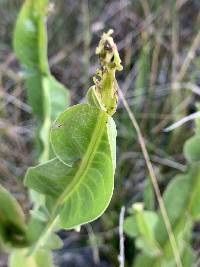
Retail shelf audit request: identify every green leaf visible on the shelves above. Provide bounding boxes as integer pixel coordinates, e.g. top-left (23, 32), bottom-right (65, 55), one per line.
top-left (14, 0), bottom-right (69, 161)
top-left (25, 159), bottom-right (71, 198)
top-left (25, 104), bottom-right (116, 233)
top-left (0, 185), bottom-right (28, 248)
top-left (124, 210), bottom-right (158, 238)
top-left (187, 168), bottom-right (200, 220)
top-left (14, 0), bottom-right (49, 70)
top-left (87, 86), bottom-right (102, 110)
top-left (26, 216), bottom-right (48, 245)
top-left (124, 208), bottom-right (160, 257)
top-left (25, 73), bottom-right (44, 119)
top-left (181, 246), bottom-right (196, 267)
top-left (25, 215), bottom-right (61, 253)
top-left (184, 136), bottom-right (200, 163)
top-left (14, 0), bottom-right (49, 118)
top-left (135, 237), bottom-right (160, 258)
top-left (124, 215), bottom-right (139, 238)
top-left (155, 166), bottom-right (200, 245)
top-left (133, 253), bottom-right (154, 267)
top-left (39, 76), bottom-right (69, 162)
top-left (155, 175), bottom-right (191, 245)
top-left (9, 249), bottom-right (55, 267)
top-left (47, 77), bottom-right (69, 122)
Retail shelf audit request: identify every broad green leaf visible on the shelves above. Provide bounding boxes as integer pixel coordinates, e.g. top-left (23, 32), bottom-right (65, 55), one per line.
top-left (9, 249), bottom-right (55, 267)
top-left (25, 104), bottom-right (116, 236)
top-left (14, 0), bottom-right (69, 160)
top-left (0, 185), bottom-right (28, 248)
top-left (14, 0), bottom-right (49, 118)
top-left (14, 0), bottom-right (49, 70)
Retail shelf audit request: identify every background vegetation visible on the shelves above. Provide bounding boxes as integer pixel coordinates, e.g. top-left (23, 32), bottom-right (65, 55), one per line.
top-left (0, 0), bottom-right (200, 266)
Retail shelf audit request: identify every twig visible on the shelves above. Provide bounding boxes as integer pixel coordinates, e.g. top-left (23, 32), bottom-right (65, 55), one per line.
top-left (119, 88), bottom-right (183, 267)
top-left (118, 206), bottom-right (125, 267)
top-left (163, 111), bottom-right (200, 132)
top-left (0, 90), bottom-right (32, 113)
top-left (120, 151), bottom-right (186, 171)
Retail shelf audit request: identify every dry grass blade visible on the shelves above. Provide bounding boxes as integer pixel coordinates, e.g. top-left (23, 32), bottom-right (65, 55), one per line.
top-left (175, 30), bottom-right (200, 83)
top-left (119, 88), bottom-right (183, 267)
